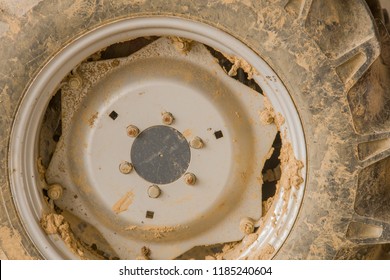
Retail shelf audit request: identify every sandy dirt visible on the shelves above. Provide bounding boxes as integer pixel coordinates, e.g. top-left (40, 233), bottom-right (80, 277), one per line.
top-left (125, 225), bottom-right (185, 239)
top-left (88, 112), bottom-right (98, 128)
top-left (40, 213), bottom-right (85, 257)
top-left (224, 54), bottom-right (259, 80)
top-left (0, 226), bottom-right (33, 260)
top-left (112, 192), bottom-right (134, 214)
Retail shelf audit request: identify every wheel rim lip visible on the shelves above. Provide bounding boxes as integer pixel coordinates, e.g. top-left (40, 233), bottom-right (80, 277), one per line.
top-left (9, 16), bottom-right (306, 259)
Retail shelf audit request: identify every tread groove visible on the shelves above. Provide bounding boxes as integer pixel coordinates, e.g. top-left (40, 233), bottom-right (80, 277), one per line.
top-left (357, 137), bottom-right (390, 162)
top-left (336, 52), bottom-right (366, 84)
top-left (347, 215), bottom-right (390, 245)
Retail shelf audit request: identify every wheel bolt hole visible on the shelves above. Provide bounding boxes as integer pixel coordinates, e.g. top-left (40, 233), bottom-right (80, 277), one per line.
top-left (146, 211), bottom-right (154, 219)
top-left (214, 130), bottom-right (223, 139)
top-left (109, 110), bottom-right (118, 120)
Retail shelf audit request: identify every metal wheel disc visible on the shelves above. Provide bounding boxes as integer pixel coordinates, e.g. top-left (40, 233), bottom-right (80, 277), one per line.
top-left (9, 17), bottom-right (306, 259)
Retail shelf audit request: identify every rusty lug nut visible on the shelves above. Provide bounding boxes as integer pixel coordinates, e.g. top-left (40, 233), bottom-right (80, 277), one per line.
top-left (189, 136), bottom-right (204, 149)
top-left (184, 173), bottom-right (196, 185)
top-left (47, 183), bottom-right (63, 200)
top-left (127, 125), bottom-right (140, 138)
top-left (119, 161), bottom-right (133, 174)
top-left (162, 112), bottom-right (174, 125)
top-left (239, 217), bottom-right (255, 235)
top-left (148, 185), bottom-right (161, 198)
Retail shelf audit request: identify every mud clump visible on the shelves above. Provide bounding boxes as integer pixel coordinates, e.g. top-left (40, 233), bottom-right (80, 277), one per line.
top-left (136, 246), bottom-right (151, 260)
top-left (224, 54), bottom-right (259, 80)
top-left (279, 141), bottom-right (304, 191)
top-left (40, 213), bottom-right (84, 257)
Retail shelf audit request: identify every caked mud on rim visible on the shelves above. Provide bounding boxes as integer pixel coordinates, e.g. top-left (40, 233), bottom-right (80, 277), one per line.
top-left (9, 17), bottom-right (306, 260)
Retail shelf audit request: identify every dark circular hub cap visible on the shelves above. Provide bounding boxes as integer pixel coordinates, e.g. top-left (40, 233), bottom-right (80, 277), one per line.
top-left (131, 125), bottom-right (191, 184)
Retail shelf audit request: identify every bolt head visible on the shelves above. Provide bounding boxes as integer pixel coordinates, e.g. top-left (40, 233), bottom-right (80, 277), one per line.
top-left (260, 110), bottom-right (274, 125)
top-left (68, 76), bottom-right (82, 90)
top-left (148, 185), bottom-right (161, 198)
top-left (189, 136), bottom-right (204, 149)
top-left (239, 217), bottom-right (255, 235)
top-left (127, 125), bottom-right (140, 138)
top-left (162, 112), bottom-right (174, 125)
top-left (119, 161), bottom-right (133, 174)
top-left (184, 173), bottom-right (196, 185)
top-left (47, 184), bottom-right (63, 200)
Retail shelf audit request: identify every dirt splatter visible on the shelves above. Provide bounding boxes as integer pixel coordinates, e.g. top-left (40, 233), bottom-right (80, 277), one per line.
top-left (112, 192), bottom-right (134, 214)
top-left (259, 109), bottom-right (274, 125)
top-left (224, 54), bottom-right (259, 80)
top-left (125, 225), bottom-right (183, 239)
top-left (40, 213), bottom-right (84, 257)
top-left (88, 112), bottom-right (98, 128)
top-left (262, 196), bottom-right (275, 216)
top-left (136, 246), bottom-right (151, 260)
top-left (279, 141), bottom-right (304, 191)
top-left (211, 242), bottom-right (240, 260)
top-left (257, 243), bottom-right (275, 259)
top-left (0, 226), bottom-right (33, 260)
top-left (262, 97), bottom-right (285, 129)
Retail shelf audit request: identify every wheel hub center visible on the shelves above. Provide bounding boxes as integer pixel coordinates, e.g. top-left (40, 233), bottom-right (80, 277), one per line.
top-left (131, 125), bottom-right (191, 184)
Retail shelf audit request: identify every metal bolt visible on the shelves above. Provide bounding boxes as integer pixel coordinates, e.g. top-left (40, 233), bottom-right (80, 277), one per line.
top-left (148, 185), bottom-right (161, 198)
top-left (189, 136), bottom-right (204, 149)
top-left (162, 112), bottom-right (174, 125)
top-left (259, 110), bottom-right (274, 125)
top-left (119, 161), bottom-right (133, 174)
top-left (239, 217), bottom-right (255, 235)
top-left (184, 173), bottom-right (196, 185)
top-left (47, 184), bottom-right (63, 200)
top-left (127, 125), bottom-right (140, 138)
top-left (68, 75), bottom-right (82, 89)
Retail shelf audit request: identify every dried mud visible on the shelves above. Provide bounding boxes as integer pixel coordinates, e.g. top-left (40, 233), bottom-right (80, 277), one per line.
top-left (40, 213), bottom-right (85, 257)
top-left (112, 192), bottom-right (134, 214)
top-left (224, 54), bottom-right (259, 80)
top-left (0, 226), bottom-right (33, 260)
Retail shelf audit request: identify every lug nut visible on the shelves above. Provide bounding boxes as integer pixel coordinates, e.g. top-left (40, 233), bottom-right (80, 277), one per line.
top-left (127, 125), bottom-right (140, 138)
top-left (68, 75), bottom-right (82, 89)
top-left (47, 184), bottom-right (63, 200)
top-left (119, 161), bottom-right (133, 174)
top-left (259, 110), bottom-right (274, 125)
top-left (239, 217), bottom-right (255, 235)
top-left (184, 173), bottom-right (197, 185)
top-left (148, 185), bottom-right (161, 198)
top-left (162, 112), bottom-right (174, 125)
top-left (189, 136), bottom-right (204, 149)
